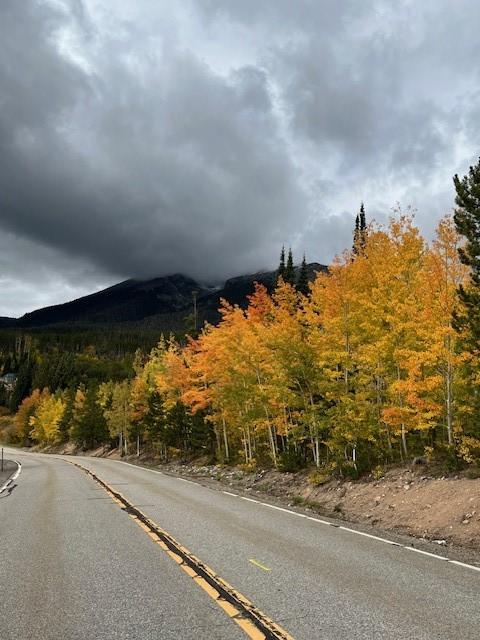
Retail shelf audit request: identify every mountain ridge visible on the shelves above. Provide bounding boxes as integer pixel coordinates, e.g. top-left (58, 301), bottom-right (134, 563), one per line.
top-left (3, 263), bottom-right (327, 330)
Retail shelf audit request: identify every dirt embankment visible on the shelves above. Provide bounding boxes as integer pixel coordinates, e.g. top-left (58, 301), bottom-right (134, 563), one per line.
top-left (26, 442), bottom-right (480, 554)
top-left (154, 460), bottom-right (480, 553)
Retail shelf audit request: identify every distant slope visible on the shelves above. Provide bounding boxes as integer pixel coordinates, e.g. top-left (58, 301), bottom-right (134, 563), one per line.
top-left (0, 317), bottom-right (16, 328)
top-left (7, 263), bottom-right (327, 329)
top-left (216, 262), bottom-right (325, 307)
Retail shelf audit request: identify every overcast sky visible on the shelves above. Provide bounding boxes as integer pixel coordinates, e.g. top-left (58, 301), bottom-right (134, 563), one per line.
top-left (1, 0), bottom-right (479, 317)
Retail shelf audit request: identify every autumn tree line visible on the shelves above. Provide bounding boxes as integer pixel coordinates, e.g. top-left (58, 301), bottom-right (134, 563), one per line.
top-left (11, 161), bottom-right (480, 475)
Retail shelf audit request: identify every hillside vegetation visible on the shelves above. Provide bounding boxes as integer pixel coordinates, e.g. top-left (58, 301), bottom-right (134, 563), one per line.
top-left (5, 160), bottom-right (480, 481)
top-left (4, 212), bottom-right (480, 479)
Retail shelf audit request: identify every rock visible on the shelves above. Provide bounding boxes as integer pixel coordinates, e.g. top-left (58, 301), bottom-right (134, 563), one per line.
top-left (433, 539), bottom-right (447, 546)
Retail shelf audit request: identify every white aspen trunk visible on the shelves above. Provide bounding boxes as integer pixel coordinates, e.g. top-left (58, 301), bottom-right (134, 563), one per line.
top-left (446, 364), bottom-right (453, 445)
top-left (243, 429), bottom-right (248, 463)
top-left (309, 393), bottom-right (319, 466)
top-left (262, 403), bottom-right (277, 467)
top-left (445, 331), bottom-right (453, 446)
top-left (283, 406), bottom-right (290, 443)
top-left (310, 434), bottom-right (317, 465)
top-left (215, 426), bottom-right (222, 458)
top-left (401, 422), bottom-right (408, 460)
top-left (397, 364), bottom-right (408, 459)
top-left (222, 414), bottom-right (229, 461)
top-left (255, 367), bottom-right (277, 466)
top-left (401, 424), bottom-right (407, 459)
top-left (136, 434), bottom-right (140, 457)
top-left (268, 424), bottom-right (277, 467)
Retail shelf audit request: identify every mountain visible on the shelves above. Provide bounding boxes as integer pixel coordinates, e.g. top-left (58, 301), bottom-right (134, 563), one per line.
top-left (0, 317), bottom-right (16, 328)
top-left (3, 263), bottom-right (327, 330)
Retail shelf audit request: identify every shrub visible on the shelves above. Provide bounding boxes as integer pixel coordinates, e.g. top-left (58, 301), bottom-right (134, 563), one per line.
top-left (464, 465), bottom-right (480, 479)
top-left (372, 465), bottom-right (385, 480)
top-left (339, 461), bottom-right (359, 480)
top-left (239, 460), bottom-right (257, 473)
top-left (308, 470), bottom-right (331, 486)
top-left (278, 447), bottom-right (304, 472)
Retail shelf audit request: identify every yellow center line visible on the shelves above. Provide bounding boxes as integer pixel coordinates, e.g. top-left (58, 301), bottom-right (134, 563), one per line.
top-left (249, 559), bottom-right (271, 572)
top-left (68, 460), bottom-right (294, 640)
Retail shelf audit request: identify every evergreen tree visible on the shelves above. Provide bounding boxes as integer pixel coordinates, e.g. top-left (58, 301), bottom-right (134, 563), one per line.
top-left (453, 159), bottom-right (480, 346)
top-left (353, 203), bottom-right (367, 255)
top-left (353, 214), bottom-right (360, 254)
top-left (58, 387), bottom-right (75, 442)
top-left (359, 202), bottom-right (366, 234)
top-left (297, 254), bottom-right (310, 296)
top-left (10, 356), bottom-right (34, 411)
top-left (143, 390), bottom-right (166, 443)
top-left (284, 248), bottom-right (296, 286)
top-left (71, 386), bottom-right (108, 449)
top-left (276, 246), bottom-right (286, 284)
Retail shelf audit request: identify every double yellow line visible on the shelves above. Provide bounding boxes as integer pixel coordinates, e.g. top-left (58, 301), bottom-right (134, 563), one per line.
top-left (69, 461), bottom-right (294, 640)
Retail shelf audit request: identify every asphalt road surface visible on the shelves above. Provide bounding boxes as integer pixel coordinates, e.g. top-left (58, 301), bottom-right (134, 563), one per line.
top-left (1, 449), bottom-right (479, 640)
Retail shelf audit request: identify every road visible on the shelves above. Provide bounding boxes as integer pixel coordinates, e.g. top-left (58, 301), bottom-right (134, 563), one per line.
top-left (1, 449), bottom-right (479, 639)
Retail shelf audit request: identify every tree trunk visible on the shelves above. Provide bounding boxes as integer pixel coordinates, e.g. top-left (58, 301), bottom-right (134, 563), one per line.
top-left (222, 414), bottom-right (229, 461)
top-left (314, 436), bottom-right (320, 468)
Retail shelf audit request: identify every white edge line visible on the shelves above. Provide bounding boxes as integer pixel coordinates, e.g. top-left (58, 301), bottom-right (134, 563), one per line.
top-left (56, 454), bottom-right (480, 574)
top-left (239, 495), bottom-right (480, 573)
top-left (404, 547), bottom-right (449, 560)
top-left (305, 515), bottom-right (336, 526)
top-left (339, 526), bottom-right (400, 546)
top-left (263, 503), bottom-right (307, 517)
top-left (0, 460), bottom-right (21, 494)
top-left (118, 460), bottom-right (164, 475)
top-left (449, 560), bottom-right (480, 572)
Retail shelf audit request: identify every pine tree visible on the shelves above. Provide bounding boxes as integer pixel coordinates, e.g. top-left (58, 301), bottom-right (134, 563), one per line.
top-left (284, 248), bottom-right (296, 286)
top-left (353, 214), bottom-right (360, 254)
top-left (359, 202), bottom-right (366, 235)
top-left (71, 385), bottom-right (108, 449)
top-left (58, 387), bottom-right (75, 441)
top-left (453, 158), bottom-right (480, 346)
top-left (297, 254), bottom-right (310, 296)
top-left (276, 246), bottom-right (286, 284)
top-left (353, 203), bottom-right (367, 255)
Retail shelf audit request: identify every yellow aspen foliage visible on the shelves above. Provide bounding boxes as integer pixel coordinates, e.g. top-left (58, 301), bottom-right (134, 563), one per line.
top-left (29, 391), bottom-right (65, 444)
top-left (105, 213), bottom-right (480, 470)
top-left (15, 389), bottom-right (43, 442)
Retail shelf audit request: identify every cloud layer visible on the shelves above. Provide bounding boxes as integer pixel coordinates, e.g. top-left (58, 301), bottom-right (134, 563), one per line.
top-left (1, 0), bottom-right (480, 316)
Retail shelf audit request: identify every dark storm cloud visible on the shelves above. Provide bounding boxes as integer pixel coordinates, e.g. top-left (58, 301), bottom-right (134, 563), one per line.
top-left (0, 0), bottom-right (303, 289)
top-left (1, 0), bottom-right (480, 316)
